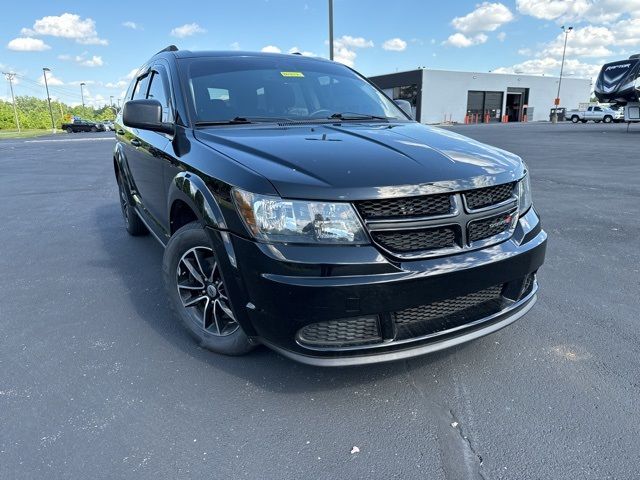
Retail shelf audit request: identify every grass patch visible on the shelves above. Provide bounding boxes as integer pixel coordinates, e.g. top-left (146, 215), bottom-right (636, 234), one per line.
top-left (0, 129), bottom-right (60, 139)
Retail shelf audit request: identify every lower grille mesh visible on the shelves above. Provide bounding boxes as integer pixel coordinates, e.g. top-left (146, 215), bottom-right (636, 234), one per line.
top-left (468, 211), bottom-right (515, 242)
top-left (394, 285), bottom-right (504, 340)
top-left (297, 316), bottom-right (381, 347)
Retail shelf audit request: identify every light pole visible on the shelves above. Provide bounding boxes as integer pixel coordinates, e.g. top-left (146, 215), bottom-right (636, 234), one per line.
top-left (553, 25), bottom-right (573, 124)
top-left (3, 72), bottom-right (20, 132)
top-left (42, 67), bottom-right (56, 133)
top-left (80, 82), bottom-right (86, 109)
top-left (328, 0), bottom-right (334, 60)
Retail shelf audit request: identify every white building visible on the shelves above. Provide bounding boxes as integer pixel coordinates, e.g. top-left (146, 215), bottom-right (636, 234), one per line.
top-left (369, 69), bottom-right (592, 124)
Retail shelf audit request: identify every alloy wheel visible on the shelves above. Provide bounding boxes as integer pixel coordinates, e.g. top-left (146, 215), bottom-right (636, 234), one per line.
top-left (176, 246), bottom-right (239, 336)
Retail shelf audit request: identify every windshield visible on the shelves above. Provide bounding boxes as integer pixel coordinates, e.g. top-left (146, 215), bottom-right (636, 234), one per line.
top-left (179, 56), bottom-right (409, 124)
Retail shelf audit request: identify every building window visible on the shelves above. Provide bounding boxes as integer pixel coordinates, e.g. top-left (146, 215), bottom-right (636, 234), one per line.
top-left (466, 90), bottom-right (503, 123)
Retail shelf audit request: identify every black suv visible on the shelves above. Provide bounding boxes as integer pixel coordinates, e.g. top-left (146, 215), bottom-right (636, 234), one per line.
top-left (114, 46), bottom-right (546, 366)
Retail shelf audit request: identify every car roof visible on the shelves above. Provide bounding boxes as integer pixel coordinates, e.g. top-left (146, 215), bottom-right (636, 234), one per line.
top-left (151, 47), bottom-right (331, 64)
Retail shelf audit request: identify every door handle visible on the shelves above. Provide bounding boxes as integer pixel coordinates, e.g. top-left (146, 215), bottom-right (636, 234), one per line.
top-left (116, 129), bottom-right (125, 135)
top-left (131, 139), bottom-right (141, 147)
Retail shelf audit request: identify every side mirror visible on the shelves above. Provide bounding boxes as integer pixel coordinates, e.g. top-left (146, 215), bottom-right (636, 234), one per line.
top-left (123, 99), bottom-right (174, 134)
top-left (394, 99), bottom-right (414, 119)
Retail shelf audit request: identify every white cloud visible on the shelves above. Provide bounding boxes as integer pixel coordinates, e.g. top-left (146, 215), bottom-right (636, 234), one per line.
top-left (170, 23), bottom-right (206, 38)
top-left (516, 0), bottom-right (640, 23)
top-left (543, 26), bottom-right (614, 57)
top-left (516, 0), bottom-right (587, 20)
top-left (332, 35), bottom-right (374, 67)
top-left (261, 45), bottom-right (282, 53)
top-left (382, 38), bottom-right (407, 51)
top-left (7, 37), bottom-right (51, 51)
top-left (105, 68), bottom-right (139, 89)
top-left (80, 55), bottom-right (103, 67)
top-left (39, 72), bottom-right (64, 86)
top-left (497, 32), bottom-right (507, 41)
top-left (122, 21), bottom-right (140, 30)
top-left (105, 80), bottom-right (129, 89)
top-left (530, 22), bottom-right (640, 61)
top-left (23, 13), bottom-right (108, 45)
top-left (59, 53), bottom-right (104, 67)
top-left (615, 17), bottom-right (640, 46)
top-left (494, 57), bottom-right (601, 79)
top-left (452, 2), bottom-right (514, 33)
top-left (230, 41), bottom-right (241, 50)
top-left (444, 32), bottom-right (488, 48)
top-left (288, 46), bottom-right (316, 56)
top-left (338, 36), bottom-right (374, 48)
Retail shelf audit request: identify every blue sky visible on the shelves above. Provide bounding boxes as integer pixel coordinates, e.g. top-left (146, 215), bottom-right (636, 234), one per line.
top-left (1, 0), bottom-right (638, 107)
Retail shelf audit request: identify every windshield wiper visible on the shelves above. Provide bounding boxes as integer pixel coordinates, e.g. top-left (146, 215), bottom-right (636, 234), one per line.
top-left (329, 112), bottom-right (390, 121)
top-left (195, 116), bottom-right (293, 126)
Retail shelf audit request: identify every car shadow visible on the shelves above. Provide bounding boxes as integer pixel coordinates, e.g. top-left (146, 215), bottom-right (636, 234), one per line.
top-left (94, 203), bottom-right (469, 393)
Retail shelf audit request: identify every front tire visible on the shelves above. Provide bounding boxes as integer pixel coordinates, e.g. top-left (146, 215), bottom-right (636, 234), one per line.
top-left (603, 116), bottom-right (612, 123)
top-left (163, 222), bottom-right (253, 356)
top-left (66, 127), bottom-right (73, 134)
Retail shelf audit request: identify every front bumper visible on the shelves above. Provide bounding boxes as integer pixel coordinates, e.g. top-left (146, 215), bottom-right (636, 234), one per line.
top-left (209, 207), bottom-right (547, 366)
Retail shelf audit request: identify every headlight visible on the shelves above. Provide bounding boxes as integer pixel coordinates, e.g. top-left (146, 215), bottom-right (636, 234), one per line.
top-left (517, 173), bottom-right (532, 215)
top-left (233, 188), bottom-right (369, 244)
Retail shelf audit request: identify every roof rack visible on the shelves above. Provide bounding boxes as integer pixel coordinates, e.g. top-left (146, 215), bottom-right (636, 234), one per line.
top-left (156, 45), bottom-right (179, 55)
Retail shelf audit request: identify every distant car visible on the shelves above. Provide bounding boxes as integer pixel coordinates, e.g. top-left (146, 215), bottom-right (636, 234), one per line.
top-left (101, 121), bottom-right (115, 131)
top-left (566, 105), bottom-right (624, 123)
top-left (62, 119), bottom-right (105, 133)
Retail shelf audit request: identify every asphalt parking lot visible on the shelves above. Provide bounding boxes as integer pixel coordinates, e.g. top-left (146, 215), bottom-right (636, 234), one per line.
top-left (1, 122), bottom-right (639, 479)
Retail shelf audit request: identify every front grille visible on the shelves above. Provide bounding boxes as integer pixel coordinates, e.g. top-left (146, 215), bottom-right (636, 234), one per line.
top-left (394, 285), bottom-right (504, 340)
top-left (468, 210), bottom-right (515, 242)
top-left (372, 227), bottom-right (457, 253)
top-left (355, 194), bottom-right (452, 219)
top-left (357, 183), bottom-right (518, 259)
top-left (297, 316), bottom-right (381, 347)
top-left (464, 182), bottom-right (515, 210)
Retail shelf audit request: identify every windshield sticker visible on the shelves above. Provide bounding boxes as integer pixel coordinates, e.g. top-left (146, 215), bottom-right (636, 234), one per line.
top-left (280, 71), bottom-right (305, 78)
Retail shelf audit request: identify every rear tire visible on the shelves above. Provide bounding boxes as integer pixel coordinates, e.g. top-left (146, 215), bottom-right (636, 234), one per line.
top-left (91, 126), bottom-right (97, 132)
top-left (117, 176), bottom-right (148, 236)
top-left (571, 116), bottom-right (579, 123)
top-left (163, 222), bottom-right (254, 356)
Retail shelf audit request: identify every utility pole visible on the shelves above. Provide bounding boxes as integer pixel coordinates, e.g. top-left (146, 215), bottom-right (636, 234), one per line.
top-left (80, 82), bottom-right (86, 109)
top-left (553, 25), bottom-right (573, 124)
top-left (42, 67), bottom-right (56, 133)
top-left (2, 72), bottom-right (20, 132)
top-left (328, 0), bottom-right (334, 60)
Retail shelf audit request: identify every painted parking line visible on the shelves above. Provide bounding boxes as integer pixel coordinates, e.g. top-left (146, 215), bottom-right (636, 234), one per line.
top-left (24, 137), bottom-right (115, 143)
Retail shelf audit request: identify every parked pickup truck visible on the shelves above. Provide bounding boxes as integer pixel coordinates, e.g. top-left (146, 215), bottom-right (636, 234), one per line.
top-left (566, 105), bottom-right (623, 123)
top-left (62, 119), bottom-right (105, 133)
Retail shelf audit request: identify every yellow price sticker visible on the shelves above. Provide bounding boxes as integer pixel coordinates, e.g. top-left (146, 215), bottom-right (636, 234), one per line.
top-left (280, 71), bottom-right (305, 78)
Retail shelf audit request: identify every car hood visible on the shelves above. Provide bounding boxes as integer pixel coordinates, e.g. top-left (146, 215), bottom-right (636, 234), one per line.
top-left (194, 122), bottom-right (525, 200)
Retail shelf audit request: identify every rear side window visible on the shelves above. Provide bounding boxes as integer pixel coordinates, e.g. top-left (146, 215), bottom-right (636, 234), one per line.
top-left (147, 71), bottom-right (172, 122)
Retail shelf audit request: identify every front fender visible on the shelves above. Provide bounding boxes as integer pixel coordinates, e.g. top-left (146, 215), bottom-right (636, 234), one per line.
top-left (167, 172), bottom-right (227, 230)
